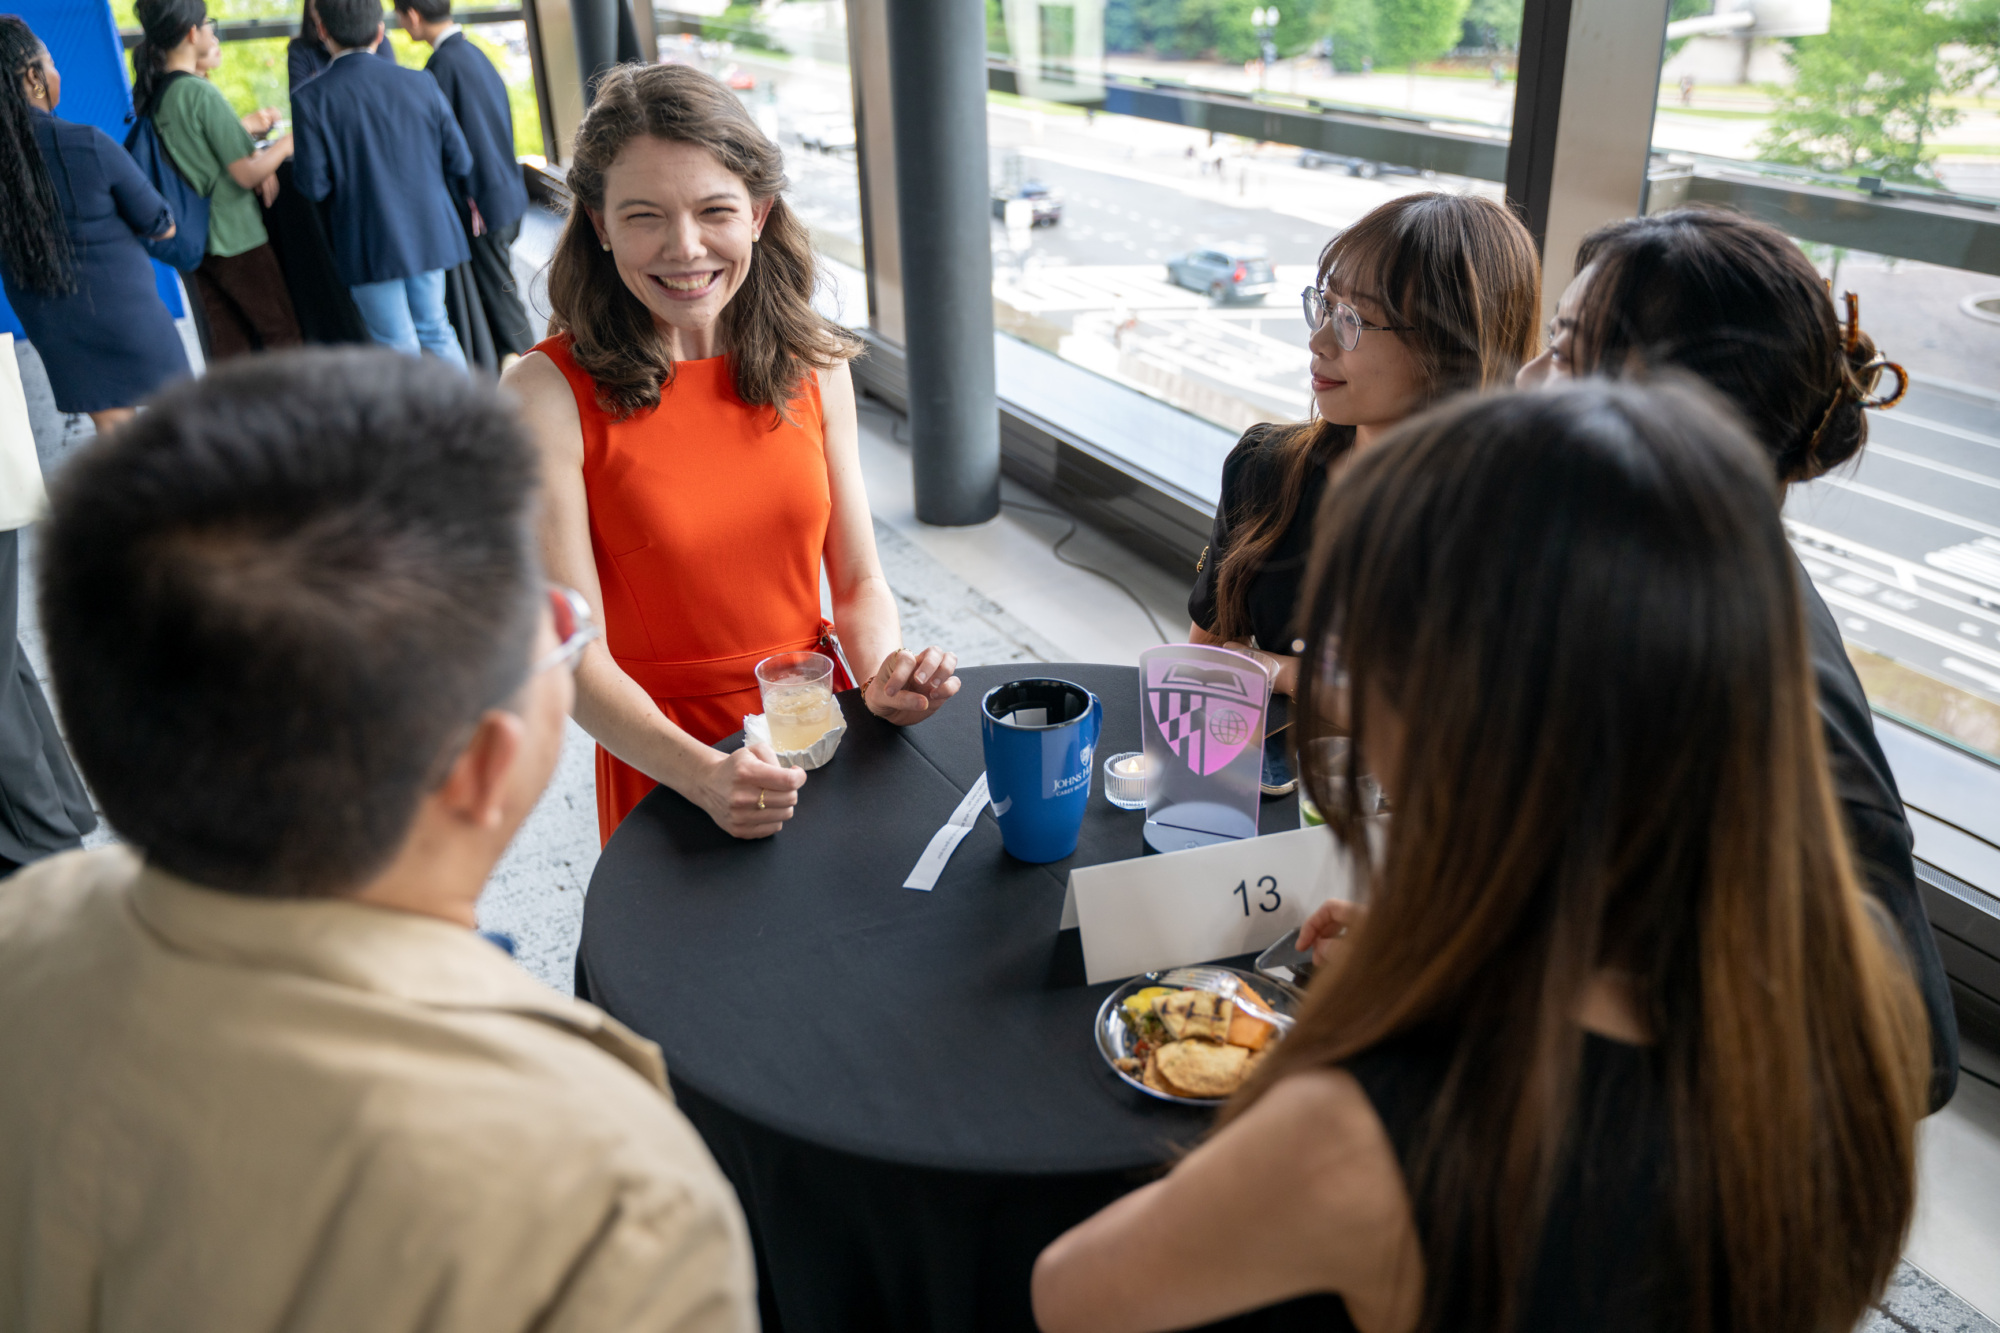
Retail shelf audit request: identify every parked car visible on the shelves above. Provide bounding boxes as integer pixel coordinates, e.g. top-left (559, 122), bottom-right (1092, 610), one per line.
top-left (991, 180), bottom-right (1062, 227)
top-left (795, 115), bottom-right (857, 155)
top-left (1166, 246), bottom-right (1277, 304)
top-left (722, 65), bottom-right (756, 91)
top-left (1297, 148), bottom-right (1433, 181)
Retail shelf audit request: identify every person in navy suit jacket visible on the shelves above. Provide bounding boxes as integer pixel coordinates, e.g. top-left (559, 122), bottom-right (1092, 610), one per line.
top-left (395, 0), bottom-right (533, 361)
top-left (286, 0), bottom-right (398, 92)
top-left (292, 0), bottom-right (470, 367)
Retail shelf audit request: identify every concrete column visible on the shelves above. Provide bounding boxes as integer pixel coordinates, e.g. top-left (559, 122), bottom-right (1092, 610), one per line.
top-left (884, 0), bottom-right (1000, 526)
top-left (569, 0), bottom-right (619, 102)
top-left (1506, 0), bottom-right (1673, 326)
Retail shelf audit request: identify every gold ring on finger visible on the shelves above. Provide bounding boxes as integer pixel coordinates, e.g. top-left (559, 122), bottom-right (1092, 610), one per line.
top-left (757, 789), bottom-right (766, 810)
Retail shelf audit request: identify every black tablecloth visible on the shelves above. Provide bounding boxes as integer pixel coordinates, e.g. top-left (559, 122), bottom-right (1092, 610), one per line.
top-left (580, 663), bottom-right (1307, 1332)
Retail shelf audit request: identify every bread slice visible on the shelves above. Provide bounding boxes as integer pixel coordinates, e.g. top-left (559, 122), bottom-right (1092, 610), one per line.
top-left (1154, 1039), bottom-right (1252, 1098)
top-left (1156, 990), bottom-right (1232, 1042)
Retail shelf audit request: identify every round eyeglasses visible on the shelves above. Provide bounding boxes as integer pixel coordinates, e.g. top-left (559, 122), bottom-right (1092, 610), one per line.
top-left (1301, 287), bottom-right (1414, 351)
top-left (535, 584), bottom-right (602, 675)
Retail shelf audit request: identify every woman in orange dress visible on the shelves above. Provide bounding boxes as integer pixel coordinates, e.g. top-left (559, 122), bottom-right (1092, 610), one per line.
top-left (506, 63), bottom-right (959, 843)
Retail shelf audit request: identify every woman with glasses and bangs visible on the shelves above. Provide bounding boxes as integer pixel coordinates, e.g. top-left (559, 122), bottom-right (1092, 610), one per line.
top-left (1186, 192), bottom-right (1539, 703)
top-left (1034, 380), bottom-right (1929, 1333)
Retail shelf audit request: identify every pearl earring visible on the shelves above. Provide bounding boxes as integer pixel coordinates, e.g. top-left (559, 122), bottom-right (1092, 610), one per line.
top-left (600, 240), bottom-right (610, 251)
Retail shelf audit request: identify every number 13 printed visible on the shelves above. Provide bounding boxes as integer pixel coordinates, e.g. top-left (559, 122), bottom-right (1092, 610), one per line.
top-left (1232, 875), bottom-right (1281, 917)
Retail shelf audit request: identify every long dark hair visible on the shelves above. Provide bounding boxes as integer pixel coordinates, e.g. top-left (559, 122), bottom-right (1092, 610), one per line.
top-left (296, 0), bottom-right (330, 57)
top-left (1566, 207), bottom-right (1887, 485)
top-left (1207, 192), bottom-right (1539, 642)
top-left (131, 0), bottom-right (207, 117)
top-left (546, 62), bottom-right (859, 421)
top-left (1228, 381), bottom-right (1928, 1332)
top-left (0, 17), bottom-right (72, 296)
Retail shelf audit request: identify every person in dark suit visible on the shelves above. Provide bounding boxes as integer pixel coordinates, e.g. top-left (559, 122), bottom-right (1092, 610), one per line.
top-left (396, 0), bottom-right (534, 361)
top-left (291, 0), bottom-right (471, 367)
top-left (0, 16), bottom-right (188, 433)
top-left (286, 0), bottom-right (399, 92)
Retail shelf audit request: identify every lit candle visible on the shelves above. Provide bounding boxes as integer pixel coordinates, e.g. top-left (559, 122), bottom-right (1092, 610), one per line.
top-left (1103, 751), bottom-right (1150, 809)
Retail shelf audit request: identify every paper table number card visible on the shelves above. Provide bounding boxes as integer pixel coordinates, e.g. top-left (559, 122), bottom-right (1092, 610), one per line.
top-left (1060, 825), bottom-right (1366, 984)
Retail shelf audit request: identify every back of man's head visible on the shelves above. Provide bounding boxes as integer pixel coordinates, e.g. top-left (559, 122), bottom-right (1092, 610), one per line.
top-left (397, 0), bottom-right (451, 24)
top-left (317, 0), bottom-right (386, 49)
top-left (42, 349), bottom-right (540, 897)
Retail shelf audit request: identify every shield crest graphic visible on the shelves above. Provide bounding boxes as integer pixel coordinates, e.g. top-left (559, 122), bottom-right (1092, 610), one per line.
top-left (1145, 657), bottom-right (1267, 777)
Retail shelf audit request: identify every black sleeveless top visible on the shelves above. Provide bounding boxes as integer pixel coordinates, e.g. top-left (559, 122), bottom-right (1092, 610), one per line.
top-left (1200, 1029), bottom-right (1674, 1332)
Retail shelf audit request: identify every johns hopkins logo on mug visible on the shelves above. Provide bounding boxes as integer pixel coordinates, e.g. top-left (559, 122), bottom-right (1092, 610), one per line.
top-left (980, 678), bottom-right (1103, 863)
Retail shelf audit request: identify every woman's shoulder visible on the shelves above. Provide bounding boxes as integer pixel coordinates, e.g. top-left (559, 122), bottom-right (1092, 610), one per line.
top-left (1219, 420), bottom-right (1317, 507)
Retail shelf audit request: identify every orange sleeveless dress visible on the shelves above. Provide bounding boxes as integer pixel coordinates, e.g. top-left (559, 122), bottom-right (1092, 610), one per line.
top-left (537, 335), bottom-right (832, 843)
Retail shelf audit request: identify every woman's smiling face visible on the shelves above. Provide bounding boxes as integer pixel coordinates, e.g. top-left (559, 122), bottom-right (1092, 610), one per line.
top-left (1308, 286), bottom-right (1427, 442)
top-left (590, 136), bottom-right (772, 356)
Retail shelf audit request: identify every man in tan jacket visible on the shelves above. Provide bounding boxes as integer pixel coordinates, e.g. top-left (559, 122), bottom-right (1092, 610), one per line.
top-left (0, 348), bottom-right (758, 1333)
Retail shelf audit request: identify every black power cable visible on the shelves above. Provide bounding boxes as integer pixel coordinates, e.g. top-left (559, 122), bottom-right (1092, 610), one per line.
top-left (998, 499), bottom-right (1173, 646)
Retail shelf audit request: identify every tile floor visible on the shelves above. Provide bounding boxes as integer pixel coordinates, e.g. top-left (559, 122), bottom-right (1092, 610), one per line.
top-left (11, 303), bottom-right (1996, 1330)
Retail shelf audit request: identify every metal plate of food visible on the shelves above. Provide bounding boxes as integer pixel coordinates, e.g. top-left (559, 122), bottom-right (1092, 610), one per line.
top-left (1095, 965), bottom-right (1304, 1107)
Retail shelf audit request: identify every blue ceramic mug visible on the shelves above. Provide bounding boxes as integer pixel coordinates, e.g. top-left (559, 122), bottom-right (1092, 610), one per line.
top-left (980, 678), bottom-right (1103, 863)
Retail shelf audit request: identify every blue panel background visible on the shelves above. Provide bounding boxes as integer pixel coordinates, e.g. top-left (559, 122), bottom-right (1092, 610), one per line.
top-left (0, 0), bottom-right (184, 341)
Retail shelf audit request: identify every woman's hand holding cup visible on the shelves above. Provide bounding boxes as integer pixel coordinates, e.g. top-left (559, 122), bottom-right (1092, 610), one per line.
top-left (865, 647), bottom-right (960, 726)
top-left (698, 740), bottom-right (804, 839)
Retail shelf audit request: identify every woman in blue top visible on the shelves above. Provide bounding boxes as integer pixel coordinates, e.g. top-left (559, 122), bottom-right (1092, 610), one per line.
top-left (0, 16), bottom-right (188, 433)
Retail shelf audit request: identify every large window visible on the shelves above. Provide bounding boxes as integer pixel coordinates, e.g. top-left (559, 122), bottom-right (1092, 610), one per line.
top-left (668, 1), bottom-right (868, 324)
top-left (984, 1), bottom-right (1521, 500)
top-left (117, 1), bottom-right (545, 155)
top-left (1651, 0), bottom-right (2000, 764)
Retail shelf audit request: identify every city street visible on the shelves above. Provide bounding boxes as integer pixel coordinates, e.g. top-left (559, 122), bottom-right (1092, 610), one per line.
top-left (1791, 383), bottom-right (2000, 720)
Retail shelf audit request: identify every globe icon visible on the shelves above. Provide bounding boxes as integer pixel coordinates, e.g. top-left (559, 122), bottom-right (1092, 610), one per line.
top-left (1207, 708), bottom-right (1249, 747)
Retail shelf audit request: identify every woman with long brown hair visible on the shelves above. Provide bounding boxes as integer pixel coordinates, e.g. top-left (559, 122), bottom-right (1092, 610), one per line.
top-left (1186, 192), bottom-right (1538, 697)
top-left (1526, 206), bottom-right (1957, 1109)
top-left (506, 63), bottom-right (959, 844)
top-left (1033, 381), bottom-right (1929, 1332)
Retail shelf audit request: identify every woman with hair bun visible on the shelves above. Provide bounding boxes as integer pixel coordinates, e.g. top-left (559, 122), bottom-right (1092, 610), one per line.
top-left (506, 62), bottom-right (959, 845)
top-left (1187, 192), bottom-right (1539, 699)
top-left (0, 15), bottom-right (187, 433)
top-left (1526, 205), bottom-right (1958, 1110)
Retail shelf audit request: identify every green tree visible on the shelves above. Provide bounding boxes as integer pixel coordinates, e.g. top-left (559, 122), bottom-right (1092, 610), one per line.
top-left (1663, 0), bottom-right (1713, 61)
top-left (1307, 0), bottom-right (1378, 70)
top-left (1755, 0), bottom-right (1974, 184)
top-left (1373, 0), bottom-right (1468, 67)
top-left (1461, 0), bottom-right (1520, 51)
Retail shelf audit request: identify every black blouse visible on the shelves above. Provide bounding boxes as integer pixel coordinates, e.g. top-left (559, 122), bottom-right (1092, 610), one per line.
top-left (1206, 1029), bottom-right (1674, 1333)
top-left (1799, 564), bottom-right (1958, 1109)
top-left (1188, 423), bottom-right (1351, 654)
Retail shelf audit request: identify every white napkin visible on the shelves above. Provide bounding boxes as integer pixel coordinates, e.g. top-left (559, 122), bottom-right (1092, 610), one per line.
top-left (903, 772), bottom-right (991, 891)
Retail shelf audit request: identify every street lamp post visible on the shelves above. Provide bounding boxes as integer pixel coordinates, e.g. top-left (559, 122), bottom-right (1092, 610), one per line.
top-left (1251, 7), bottom-right (1279, 87)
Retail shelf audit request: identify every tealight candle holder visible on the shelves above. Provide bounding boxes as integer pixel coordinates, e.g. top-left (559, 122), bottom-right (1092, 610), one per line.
top-left (1102, 751), bottom-right (1150, 810)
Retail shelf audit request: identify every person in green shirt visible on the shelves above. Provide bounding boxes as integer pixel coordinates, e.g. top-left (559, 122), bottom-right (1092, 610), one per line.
top-left (132, 0), bottom-right (302, 360)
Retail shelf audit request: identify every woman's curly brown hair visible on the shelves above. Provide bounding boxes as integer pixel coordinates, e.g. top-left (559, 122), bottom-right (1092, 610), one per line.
top-left (546, 62), bottom-right (860, 420)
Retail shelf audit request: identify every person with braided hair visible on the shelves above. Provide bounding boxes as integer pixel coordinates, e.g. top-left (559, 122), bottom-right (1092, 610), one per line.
top-left (1521, 205), bottom-right (1959, 1113)
top-left (0, 16), bottom-right (187, 433)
